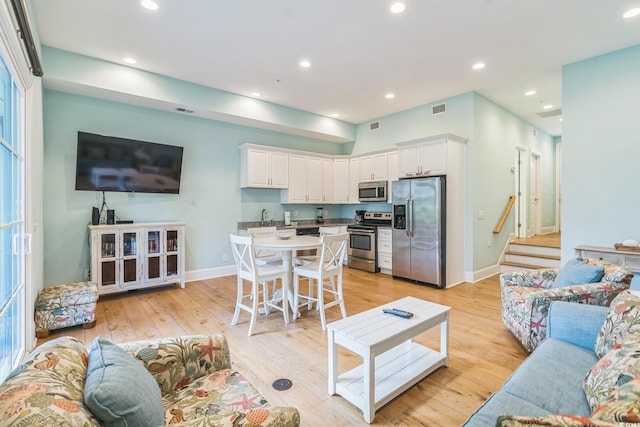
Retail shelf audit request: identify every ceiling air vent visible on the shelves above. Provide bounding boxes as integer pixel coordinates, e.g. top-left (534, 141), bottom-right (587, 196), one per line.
top-left (536, 108), bottom-right (562, 118)
top-left (369, 121), bottom-right (380, 131)
top-left (432, 103), bottom-right (447, 116)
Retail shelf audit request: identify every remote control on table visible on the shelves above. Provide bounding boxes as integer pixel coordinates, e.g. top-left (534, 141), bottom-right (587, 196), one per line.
top-left (383, 308), bottom-right (414, 319)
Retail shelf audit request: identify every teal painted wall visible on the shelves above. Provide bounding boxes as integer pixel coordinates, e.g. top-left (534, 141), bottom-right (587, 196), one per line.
top-left (42, 90), bottom-right (347, 285)
top-left (471, 94), bottom-right (556, 270)
top-left (562, 44), bottom-right (640, 262)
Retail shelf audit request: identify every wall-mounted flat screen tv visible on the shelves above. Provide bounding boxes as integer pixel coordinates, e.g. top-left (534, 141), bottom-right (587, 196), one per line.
top-left (75, 132), bottom-right (184, 194)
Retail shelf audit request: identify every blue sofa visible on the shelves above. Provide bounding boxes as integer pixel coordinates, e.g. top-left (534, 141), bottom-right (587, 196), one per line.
top-left (462, 301), bottom-right (610, 426)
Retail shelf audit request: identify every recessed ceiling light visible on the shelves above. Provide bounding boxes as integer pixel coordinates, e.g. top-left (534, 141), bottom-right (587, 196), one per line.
top-left (123, 57), bottom-right (137, 64)
top-left (140, 0), bottom-right (158, 11)
top-left (525, 90), bottom-right (537, 96)
top-left (299, 60), bottom-right (311, 68)
top-left (472, 62), bottom-right (486, 70)
top-left (250, 92), bottom-right (261, 97)
top-left (331, 113), bottom-right (339, 118)
top-left (390, 2), bottom-right (406, 13)
top-left (623, 8), bottom-right (640, 18)
top-left (543, 104), bottom-right (553, 110)
top-left (385, 93), bottom-right (395, 99)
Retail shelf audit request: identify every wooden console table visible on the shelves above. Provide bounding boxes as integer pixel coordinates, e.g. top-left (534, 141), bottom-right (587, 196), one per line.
top-left (575, 245), bottom-right (640, 278)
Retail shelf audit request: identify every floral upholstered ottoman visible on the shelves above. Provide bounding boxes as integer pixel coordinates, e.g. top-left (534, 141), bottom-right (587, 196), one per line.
top-left (34, 281), bottom-right (99, 338)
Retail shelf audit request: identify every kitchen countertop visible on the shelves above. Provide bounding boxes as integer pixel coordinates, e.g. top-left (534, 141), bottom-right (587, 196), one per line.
top-left (237, 218), bottom-right (355, 231)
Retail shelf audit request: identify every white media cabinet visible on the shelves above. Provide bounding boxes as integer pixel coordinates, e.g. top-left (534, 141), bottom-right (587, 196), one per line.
top-left (89, 222), bottom-right (185, 295)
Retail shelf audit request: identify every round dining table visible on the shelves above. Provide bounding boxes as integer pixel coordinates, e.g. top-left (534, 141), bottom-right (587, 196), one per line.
top-left (252, 235), bottom-right (322, 316)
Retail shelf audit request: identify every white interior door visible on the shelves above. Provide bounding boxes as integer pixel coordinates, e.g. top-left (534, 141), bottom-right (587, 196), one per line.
top-left (514, 147), bottom-right (528, 238)
top-left (530, 152), bottom-right (541, 236)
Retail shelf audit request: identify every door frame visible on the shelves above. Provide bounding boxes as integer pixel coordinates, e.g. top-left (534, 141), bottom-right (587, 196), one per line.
top-left (514, 146), bottom-right (528, 239)
top-left (530, 151), bottom-right (542, 237)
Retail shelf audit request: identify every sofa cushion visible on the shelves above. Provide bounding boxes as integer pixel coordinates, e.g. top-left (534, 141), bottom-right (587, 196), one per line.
top-left (594, 290), bottom-right (640, 358)
top-left (460, 390), bottom-right (551, 427)
top-left (84, 337), bottom-right (164, 427)
top-left (496, 414), bottom-right (619, 426)
top-left (502, 338), bottom-right (595, 416)
top-left (551, 258), bottom-right (604, 289)
top-left (161, 368), bottom-right (271, 423)
top-left (591, 375), bottom-right (640, 423)
top-left (584, 334), bottom-right (640, 411)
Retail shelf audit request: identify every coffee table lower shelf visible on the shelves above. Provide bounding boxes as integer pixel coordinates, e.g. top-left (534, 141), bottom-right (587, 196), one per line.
top-left (335, 342), bottom-right (446, 418)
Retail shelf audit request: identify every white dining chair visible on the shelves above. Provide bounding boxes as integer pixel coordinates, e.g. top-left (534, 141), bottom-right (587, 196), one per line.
top-left (292, 232), bottom-right (349, 330)
top-left (229, 234), bottom-right (289, 336)
top-left (294, 226), bottom-right (340, 266)
top-left (246, 226), bottom-right (282, 265)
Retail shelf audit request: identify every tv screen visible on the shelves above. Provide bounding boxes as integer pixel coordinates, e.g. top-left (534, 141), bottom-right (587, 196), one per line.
top-left (75, 132), bottom-right (184, 194)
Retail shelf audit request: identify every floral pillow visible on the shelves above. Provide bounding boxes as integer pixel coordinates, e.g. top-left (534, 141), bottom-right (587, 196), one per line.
top-left (584, 334), bottom-right (640, 411)
top-left (594, 290), bottom-right (640, 358)
top-left (591, 376), bottom-right (640, 423)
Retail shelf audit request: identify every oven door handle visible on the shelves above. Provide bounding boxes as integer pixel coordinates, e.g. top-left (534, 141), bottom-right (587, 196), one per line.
top-left (407, 198), bottom-right (414, 238)
top-left (348, 229), bottom-right (376, 234)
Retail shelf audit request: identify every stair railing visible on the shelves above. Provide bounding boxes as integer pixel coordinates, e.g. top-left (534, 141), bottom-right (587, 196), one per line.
top-left (493, 195), bottom-right (516, 234)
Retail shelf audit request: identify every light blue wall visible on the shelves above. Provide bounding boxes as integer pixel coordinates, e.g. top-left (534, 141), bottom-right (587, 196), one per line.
top-left (42, 90), bottom-right (348, 285)
top-left (472, 94), bottom-right (556, 270)
top-left (562, 44), bottom-right (640, 262)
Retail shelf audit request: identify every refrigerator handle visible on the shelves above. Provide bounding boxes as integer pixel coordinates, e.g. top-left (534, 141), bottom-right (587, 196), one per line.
top-left (407, 198), bottom-right (414, 237)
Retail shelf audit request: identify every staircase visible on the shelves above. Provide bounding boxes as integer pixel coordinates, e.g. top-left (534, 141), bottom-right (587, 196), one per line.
top-left (500, 234), bottom-right (561, 273)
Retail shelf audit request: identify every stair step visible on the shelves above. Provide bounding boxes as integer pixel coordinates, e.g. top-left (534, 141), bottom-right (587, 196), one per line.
top-left (500, 261), bottom-right (554, 271)
top-left (505, 251), bottom-right (560, 260)
top-left (509, 243), bottom-right (561, 257)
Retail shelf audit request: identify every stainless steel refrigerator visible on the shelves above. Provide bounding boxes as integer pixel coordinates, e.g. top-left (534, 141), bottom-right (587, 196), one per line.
top-left (392, 176), bottom-right (446, 288)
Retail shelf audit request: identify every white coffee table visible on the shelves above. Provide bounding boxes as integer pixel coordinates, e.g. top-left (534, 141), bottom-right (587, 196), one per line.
top-left (327, 296), bottom-right (450, 423)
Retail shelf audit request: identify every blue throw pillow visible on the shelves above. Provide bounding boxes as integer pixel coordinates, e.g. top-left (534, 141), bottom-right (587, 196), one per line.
top-left (84, 337), bottom-right (164, 427)
top-left (551, 258), bottom-right (605, 289)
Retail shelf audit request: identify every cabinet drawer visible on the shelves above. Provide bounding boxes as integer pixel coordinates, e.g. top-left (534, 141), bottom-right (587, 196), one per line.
top-left (580, 251), bottom-right (623, 265)
top-left (378, 254), bottom-right (392, 269)
top-left (378, 240), bottom-right (392, 254)
top-left (378, 228), bottom-right (392, 239)
top-left (623, 256), bottom-right (640, 272)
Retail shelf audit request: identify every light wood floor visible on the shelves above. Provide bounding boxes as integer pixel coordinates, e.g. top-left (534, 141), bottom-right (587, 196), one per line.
top-left (38, 269), bottom-right (529, 426)
top-left (512, 232), bottom-right (561, 248)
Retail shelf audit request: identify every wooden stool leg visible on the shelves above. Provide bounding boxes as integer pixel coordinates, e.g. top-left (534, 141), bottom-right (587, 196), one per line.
top-left (36, 330), bottom-right (50, 339)
top-left (83, 320), bottom-right (97, 329)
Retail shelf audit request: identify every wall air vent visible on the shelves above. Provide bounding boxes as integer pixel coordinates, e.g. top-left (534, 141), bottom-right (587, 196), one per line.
top-left (432, 103), bottom-right (447, 116)
top-left (536, 108), bottom-right (562, 118)
top-left (176, 107), bottom-right (195, 114)
top-left (369, 121), bottom-right (380, 131)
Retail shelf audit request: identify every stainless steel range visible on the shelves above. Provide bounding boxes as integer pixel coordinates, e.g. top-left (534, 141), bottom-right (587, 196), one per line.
top-left (347, 211), bottom-right (392, 273)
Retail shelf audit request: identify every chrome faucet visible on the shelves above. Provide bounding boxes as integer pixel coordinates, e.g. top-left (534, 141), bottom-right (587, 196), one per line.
top-left (261, 209), bottom-right (267, 226)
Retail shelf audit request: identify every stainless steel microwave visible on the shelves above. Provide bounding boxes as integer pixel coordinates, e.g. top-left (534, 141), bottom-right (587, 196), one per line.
top-left (358, 181), bottom-right (387, 202)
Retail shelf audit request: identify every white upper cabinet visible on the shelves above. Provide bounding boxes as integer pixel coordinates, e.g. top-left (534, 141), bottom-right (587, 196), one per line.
top-left (282, 154), bottom-right (323, 203)
top-left (387, 151), bottom-right (399, 202)
top-left (359, 152), bottom-right (388, 182)
top-left (322, 158), bottom-right (334, 203)
top-left (333, 158), bottom-right (349, 204)
top-left (397, 137), bottom-right (447, 177)
top-left (240, 144), bottom-right (289, 188)
top-left (348, 157), bottom-right (361, 203)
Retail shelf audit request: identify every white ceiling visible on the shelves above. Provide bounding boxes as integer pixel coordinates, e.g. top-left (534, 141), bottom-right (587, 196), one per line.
top-left (30, 0), bottom-right (640, 137)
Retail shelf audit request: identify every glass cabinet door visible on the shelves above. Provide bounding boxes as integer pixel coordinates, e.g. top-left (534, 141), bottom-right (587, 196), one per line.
top-left (121, 231), bottom-right (140, 286)
top-left (165, 229), bottom-right (179, 278)
top-left (99, 232), bottom-right (117, 287)
top-left (145, 230), bottom-right (162, 282)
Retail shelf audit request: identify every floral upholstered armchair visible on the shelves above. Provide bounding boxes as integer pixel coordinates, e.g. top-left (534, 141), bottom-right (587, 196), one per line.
top-left (0, 334), bottom-right (300, 426)
top-left (501, 258), bottom-right (632, 352)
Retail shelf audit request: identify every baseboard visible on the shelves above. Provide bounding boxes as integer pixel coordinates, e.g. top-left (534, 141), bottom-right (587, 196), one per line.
top-left (541, 226), bottom-right (556, 235)
top-left (466, 264), bottom-right (500, 283)
top-left (185, 266), bottom-right (235, 282)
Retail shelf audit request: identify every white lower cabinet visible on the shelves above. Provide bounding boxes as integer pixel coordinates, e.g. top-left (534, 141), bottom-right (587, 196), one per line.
top-left (89, 222), bottom-right (185, 295)
top-left (377, 227), bottom-right (392, 273)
